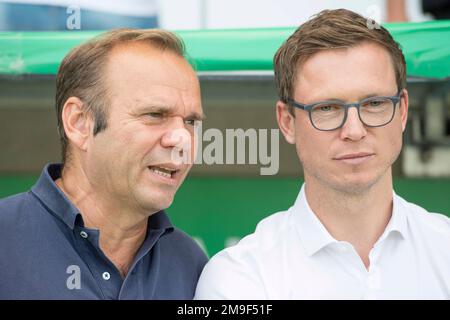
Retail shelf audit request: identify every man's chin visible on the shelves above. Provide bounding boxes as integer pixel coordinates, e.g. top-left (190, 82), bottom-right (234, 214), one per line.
top-left (135, 190), bottom-right (175, 213)
top-left (331, 175), bottom-right (380, 195)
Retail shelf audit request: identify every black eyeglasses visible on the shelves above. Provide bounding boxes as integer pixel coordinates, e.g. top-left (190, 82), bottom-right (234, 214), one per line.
top-left (287, 91), bottom-right (402, 131)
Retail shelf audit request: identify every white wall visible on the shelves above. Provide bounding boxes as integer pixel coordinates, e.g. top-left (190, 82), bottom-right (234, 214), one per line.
top-left (158, 0), bottom-right (430, 30)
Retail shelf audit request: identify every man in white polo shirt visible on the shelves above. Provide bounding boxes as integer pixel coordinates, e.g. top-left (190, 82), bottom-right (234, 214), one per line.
top-left (195, 8), bottom-right (450, 299)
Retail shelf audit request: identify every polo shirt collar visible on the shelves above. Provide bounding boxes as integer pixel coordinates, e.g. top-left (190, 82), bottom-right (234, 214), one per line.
top-left (291, 184), bottom-right (337, 256)
top-left (379, 191), bottom-right (408, 241)
top-left (148, 210), bottom-right (174, 232)
top-left (31, 163), bottom-right (81, 229)
top-left (291, 184), bottom-right (408, 257)
top-left (31, 163), bottom-right (174, 233)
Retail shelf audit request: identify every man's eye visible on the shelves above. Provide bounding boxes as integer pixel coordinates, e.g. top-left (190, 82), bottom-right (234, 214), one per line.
top-left (317, 105), bottom-right (339, 112)
top-left (148, 112), bottom-right (163, 118)
top-left (185, 119), bottom-right (196, 126)
top-left (368, 100), bottom-right (383, 107)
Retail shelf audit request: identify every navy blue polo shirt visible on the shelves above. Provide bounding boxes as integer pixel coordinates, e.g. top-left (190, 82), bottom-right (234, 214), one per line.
top-left (0, 164), bottom-right (208, 299)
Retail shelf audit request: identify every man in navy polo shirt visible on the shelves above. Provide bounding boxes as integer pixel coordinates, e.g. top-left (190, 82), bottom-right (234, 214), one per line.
top-left (0, 29), bottom-right (207, 299)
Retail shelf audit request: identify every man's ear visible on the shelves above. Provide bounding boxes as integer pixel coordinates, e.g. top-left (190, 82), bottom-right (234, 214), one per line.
top-left (276, 101), bottom-right (296, 144)
top-left (399, 89), bottom-right (409, 132)
top-left (61, 97), bottom-right (92, 152)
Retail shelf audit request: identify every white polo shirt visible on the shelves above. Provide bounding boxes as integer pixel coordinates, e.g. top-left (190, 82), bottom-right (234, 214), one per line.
top-left (195, 185), bottom-right (450, 299)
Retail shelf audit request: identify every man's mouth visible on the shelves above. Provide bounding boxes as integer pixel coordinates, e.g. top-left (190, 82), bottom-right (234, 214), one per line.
top-left (148, 166), bottom-right (179, 179)
top-left (333, 152), bottom-right (375, 165)
top-left (334, 152), bottom-right (374, 160)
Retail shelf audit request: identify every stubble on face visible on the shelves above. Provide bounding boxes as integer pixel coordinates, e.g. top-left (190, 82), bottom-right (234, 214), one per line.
top-left (292, 42), bottom-right (405, 197)
top-left (86, 43), bottom-right (202, 215)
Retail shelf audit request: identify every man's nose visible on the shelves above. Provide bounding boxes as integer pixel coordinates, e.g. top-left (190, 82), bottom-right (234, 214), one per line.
top-left (339, 106), bottom-right (367, 141)
top-left (161, 116), bottom-right (192, 148)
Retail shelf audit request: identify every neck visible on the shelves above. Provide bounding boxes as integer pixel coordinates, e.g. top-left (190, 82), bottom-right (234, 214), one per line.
top-left (56, 163), bottom-right (148, 278)
top-left (304, 171), bottom-right (393, 268)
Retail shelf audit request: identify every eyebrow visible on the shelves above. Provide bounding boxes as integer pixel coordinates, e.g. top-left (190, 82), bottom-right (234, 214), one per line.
top-left (307, 93), bottom-right (393, 103)
top-left (186, 112), bottom-right (206, 121)
top-left (137, 105), bottom-right (205, 121)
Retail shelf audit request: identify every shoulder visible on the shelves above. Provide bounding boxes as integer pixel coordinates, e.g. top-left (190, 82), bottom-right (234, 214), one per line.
top-left (160, 227), bottom-right (208, 266)
top-left (156, 227), bottom-right (208, 296)
top-left (397, 195), bottom-right (450, 239)
top-left (0, 191), bottom-right (32, 209)
top-left (195, 210), bottom-right (292, 299)
top-left (0, 191), bottom-right (49, 258)
top-left (0, 192), bottom-right (37, 225)
top-left (205, 209), bottom-right (291, 265)
top-left (235, 209), bottom-right (292, 253)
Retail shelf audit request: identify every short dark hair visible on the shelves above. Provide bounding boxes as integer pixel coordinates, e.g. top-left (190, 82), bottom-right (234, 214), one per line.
top-left (273, 9), bottom-right (406, 114)
top-left (55, 28), bottom-right (186, 164)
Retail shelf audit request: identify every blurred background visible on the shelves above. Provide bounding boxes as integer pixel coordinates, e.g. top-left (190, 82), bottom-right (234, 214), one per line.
top-left (0, 0), bottom-right (449, 256)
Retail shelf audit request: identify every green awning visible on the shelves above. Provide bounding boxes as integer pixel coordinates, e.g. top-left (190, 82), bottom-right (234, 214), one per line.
top-left (0, 20), bottom-right (450, 79)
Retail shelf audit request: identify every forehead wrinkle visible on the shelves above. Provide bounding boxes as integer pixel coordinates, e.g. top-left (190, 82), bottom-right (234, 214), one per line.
top-left (132, 99), bottom-right (204, 121)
